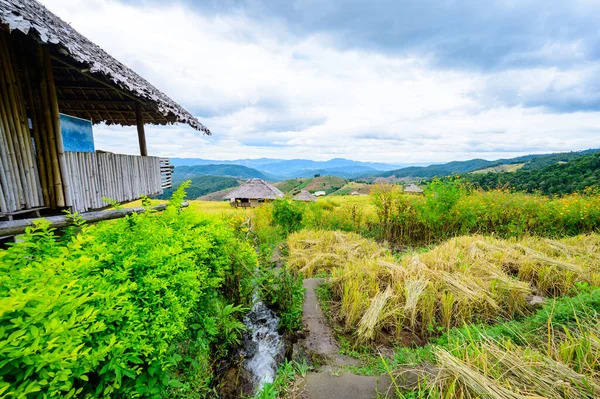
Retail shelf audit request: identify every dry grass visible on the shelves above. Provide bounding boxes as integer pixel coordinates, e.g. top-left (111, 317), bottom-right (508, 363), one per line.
top-left (287, 231), bottom-right (600, 342)
top-left (432, 328), bottom-right (600, 399)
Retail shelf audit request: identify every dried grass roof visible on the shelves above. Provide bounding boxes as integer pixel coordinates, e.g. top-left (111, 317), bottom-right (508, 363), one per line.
top-left (224, 178), bottom-right (284, 200)
top-left (293, 190), bottom-right (317, 202)
top-left (404, 184), bottom-right (424, 193)
top-left (0, 0), bottom-right (210, 133)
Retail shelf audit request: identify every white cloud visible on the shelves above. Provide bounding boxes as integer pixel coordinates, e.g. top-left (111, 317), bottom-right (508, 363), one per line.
top-left (43, 0), bottom-right (600, 163)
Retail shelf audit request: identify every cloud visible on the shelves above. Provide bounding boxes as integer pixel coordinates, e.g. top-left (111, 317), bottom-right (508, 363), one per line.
top-left (41, 0), bottom-right (600, 163)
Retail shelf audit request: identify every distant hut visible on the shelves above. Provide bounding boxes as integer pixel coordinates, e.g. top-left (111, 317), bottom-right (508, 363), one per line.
top-left (224, 178), bottom-right (284, 207)
top-left (404, 184), bottom-right (424, 194)
top-left (350, 191), bottom-right (360, 196)
top-left (293, 190), bottom-right (316, 202)
top-left (314, 191), bottom-right (326, 197)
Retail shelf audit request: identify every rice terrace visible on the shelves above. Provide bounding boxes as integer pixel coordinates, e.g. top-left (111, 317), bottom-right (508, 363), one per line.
top-left (1, 0), bottom-right (600, 399)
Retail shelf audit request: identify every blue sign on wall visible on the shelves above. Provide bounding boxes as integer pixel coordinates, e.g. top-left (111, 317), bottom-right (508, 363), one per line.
top-left (59, 113), bottom-right (95, 152)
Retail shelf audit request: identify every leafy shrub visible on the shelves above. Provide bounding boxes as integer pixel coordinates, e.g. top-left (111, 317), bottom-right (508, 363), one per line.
top-left (260, 265), bottom-right (305, 333)
top-left (272, 199), bottom-right (304, 235)
top-left (0, 185), bottom-right (257, 398)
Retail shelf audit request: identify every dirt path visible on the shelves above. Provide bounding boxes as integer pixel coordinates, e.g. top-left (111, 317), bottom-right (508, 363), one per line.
top-left (299, 278), bottom-right (393, 399)
top-left (301, 278), bottom-right (339, 358)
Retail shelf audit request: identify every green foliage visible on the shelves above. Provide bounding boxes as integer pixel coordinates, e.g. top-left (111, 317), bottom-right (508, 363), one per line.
top-left (260, 266), bottom-right (305, 333)
top-left (253, 360), bottom-right (312, 399)
top-left (367, 181), bottom-right (600, 245)
top-left (272, 199), bottom-right (304, 235)
top-left (0, 184), bottom-right (257, 398)
top-left (463, 152), bottom-right (600, 195)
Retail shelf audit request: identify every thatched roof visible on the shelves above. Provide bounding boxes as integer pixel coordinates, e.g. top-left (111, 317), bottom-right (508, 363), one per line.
top-left (0, 0), bottom-right (210, 133)
top-left (224, 179), bottom-right (284, 200)
top-left (404, 184), bottom-right (423, 193)
top-left (293, 190), bottom-right (316, 202)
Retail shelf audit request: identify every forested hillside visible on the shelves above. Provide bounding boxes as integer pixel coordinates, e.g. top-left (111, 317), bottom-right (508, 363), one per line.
top-left (464, 152), bottom-right (600, 195)
top-left (172, 164), bottom-right (273, 183)
top-left (156, 175), bottom-right (240, 200)
top-left (378, 149), bottom-right (600, 179)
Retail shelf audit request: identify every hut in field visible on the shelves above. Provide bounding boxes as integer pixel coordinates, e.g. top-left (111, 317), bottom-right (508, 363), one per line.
top-left (0, 0), bottom-right (209, 221)
top-left (224, 178), bottom-right (284, 207)
top-left (293, 190), bottom-right (316, 202)
top-left (314, 191), bottom-right (326, 197)
top-left (404, 184), bottom-right (424, 194)
top-left (350, 191), bottom-right (360, 196)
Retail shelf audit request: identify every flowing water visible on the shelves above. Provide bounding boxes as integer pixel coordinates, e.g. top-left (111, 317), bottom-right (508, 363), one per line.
top-left (241, 296), bottom-right (285, 392)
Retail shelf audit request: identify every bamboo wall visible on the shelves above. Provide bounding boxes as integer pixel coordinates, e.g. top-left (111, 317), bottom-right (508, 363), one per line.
top-left (0, 31), bottom-right (44, 213)
top-left (63, 152), bottom-right (163, 213)
top-left (0, 31), bottom-right (167, 216)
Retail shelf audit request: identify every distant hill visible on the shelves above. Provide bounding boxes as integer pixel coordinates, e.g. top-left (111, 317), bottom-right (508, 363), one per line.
top-left (288, 165), bottom-right (377, 179)
top-left (169, 157), bottom-right (407, 178)
top-left (463, 152), bottom-right (600, 195)
top-left (330, 182), bottom-right (372, 196)
top-left (471, 163), bottom-right (525, 174)
top-left (172, 164), bottom-right (274, 183)
top-left (298, 176), bottom-right (348, 195)
top-left (377, 149), bottom-right (600, 179)
top-left (155, 175), bottom-right (240, 200)
top-left (273, 178), bottom-right (309, 194)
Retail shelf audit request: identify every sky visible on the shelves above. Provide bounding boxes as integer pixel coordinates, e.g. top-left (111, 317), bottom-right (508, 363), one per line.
top-left (42, 0), bottom-right (600, 163)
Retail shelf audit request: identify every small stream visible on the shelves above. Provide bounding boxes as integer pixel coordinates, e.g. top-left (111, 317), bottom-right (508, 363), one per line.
top-left (240, 295), bottom-right (286, 393)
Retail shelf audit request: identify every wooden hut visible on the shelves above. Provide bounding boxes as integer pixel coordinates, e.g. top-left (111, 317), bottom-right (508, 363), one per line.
top-left (293, 190), bottom-right (316, 202)
top-left (0, 0), bottom-right (210, 220)
top-left (404, 184), bottom-right (424, 194)
top-left (224, 178), bottom-right (284, 208)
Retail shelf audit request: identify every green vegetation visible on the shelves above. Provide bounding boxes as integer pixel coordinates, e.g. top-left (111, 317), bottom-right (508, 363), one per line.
top-left (273, 178), bottom-right (308, 194)
top-left (155, 175), bottom-right (239, 200)
top-left (294, 176), bottom-right (348, 195)
top-left (330, 182), bottom-right (371, 196)
top-left (253, 360), bottom-right (312, 399)
top-left (463, 152), bottom-right (600, 195)
top-left (470, 162), bottom-right (525, 174)
top-left (378, 149), bottom-right (599, 179)
top-left (252, 181), bottom-right (600, 249)
top-left (0, 185), bottom-right (257, 398)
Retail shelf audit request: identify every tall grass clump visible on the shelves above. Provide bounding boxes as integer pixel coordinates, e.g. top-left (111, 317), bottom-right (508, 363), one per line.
top-left (0, 185), bottom-right (257, 398)
top-left (287, 231), bottom-right (600, 343)
top-left (368, 181), bottom-right (600, 245)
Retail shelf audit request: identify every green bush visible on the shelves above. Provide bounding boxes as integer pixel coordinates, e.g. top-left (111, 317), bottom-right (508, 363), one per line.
top-left (260, 266), bottom-right (305, 333)
top-left (272, 199), bottom-right (304, 235)
top-left (0, 186), bottom-right (257, 398)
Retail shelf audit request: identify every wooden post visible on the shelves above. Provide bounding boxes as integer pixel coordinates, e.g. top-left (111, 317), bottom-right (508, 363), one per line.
top-left (135, 102), bottom-right (147, 156)
top-left (44, 46), bottom-right (72, 208)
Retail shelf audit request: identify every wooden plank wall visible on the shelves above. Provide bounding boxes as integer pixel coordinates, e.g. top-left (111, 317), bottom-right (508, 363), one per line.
top-left (64, 152), bottom-right (162, 213)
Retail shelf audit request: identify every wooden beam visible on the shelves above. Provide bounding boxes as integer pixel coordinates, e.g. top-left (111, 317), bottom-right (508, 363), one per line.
top-left (50, 54), bottom-right (147, 104)
top-left (136, 101), bottom-right (147, 156)
top-left (0, 202), bottom-right (189, 236)
top-left (59, 99), bottom-right (136, 107)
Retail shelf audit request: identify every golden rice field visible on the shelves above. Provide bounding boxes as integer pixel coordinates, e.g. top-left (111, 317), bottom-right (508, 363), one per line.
top-left (124, 199), bottom-right (254, 217)
top-left (287, 230), bottom-right (600, 342)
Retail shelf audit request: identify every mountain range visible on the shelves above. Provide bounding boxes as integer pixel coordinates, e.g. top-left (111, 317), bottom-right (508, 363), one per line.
top-left (169, 149), bottom-right (600, 183)
top-left (169, 157), bottom-right (419, 179)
